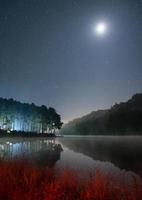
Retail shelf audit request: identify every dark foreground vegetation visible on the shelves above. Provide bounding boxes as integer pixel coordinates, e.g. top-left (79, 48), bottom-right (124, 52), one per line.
top-left (61, 93), bottom-right (142, 135)
top-left (0, 129), bottom-right (56, 137)
top-left (0, 98), bottom-right (63, 134)
top-left (0, 160), bottom-right (141, 200)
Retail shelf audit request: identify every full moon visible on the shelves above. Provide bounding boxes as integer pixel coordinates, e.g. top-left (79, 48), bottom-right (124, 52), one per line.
top-left (95, 22), bottom-right (107, 35)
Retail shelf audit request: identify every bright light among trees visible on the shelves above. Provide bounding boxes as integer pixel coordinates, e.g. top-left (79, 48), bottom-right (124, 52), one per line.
top-left (0, 98), bottom-right (63, 134)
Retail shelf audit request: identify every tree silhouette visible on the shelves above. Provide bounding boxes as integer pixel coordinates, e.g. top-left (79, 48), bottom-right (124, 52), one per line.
top-left (0, 98), bottom-right (63, 134)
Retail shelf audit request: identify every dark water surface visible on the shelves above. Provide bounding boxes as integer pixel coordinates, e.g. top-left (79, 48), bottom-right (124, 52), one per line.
top-left (0, 136), bottom-right (142, 177)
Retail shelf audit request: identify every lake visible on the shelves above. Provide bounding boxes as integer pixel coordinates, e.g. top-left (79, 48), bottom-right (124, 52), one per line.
top-left (0, 136), bottom-right (142, 178)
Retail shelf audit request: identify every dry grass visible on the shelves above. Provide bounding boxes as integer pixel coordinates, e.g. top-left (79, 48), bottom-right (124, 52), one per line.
top-left (0, 160), bottom-right (141, 200)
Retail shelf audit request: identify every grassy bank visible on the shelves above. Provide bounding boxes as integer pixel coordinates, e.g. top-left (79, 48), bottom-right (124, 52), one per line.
top-left (0, 160), bottom-right (141, 200)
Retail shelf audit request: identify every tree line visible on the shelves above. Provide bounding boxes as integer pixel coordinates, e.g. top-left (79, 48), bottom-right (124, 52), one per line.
top-left (60, 93), bottom-right (142, 135)
top-left (0, 98), bottom-right (63, 133)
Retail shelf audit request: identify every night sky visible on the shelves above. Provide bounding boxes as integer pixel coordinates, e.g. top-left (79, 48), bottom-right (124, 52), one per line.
top-left (0, 0), bottom-right (142, 122)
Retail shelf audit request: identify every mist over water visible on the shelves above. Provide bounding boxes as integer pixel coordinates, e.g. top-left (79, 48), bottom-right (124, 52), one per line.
top-left (0, 136), bottom-right (142, 179)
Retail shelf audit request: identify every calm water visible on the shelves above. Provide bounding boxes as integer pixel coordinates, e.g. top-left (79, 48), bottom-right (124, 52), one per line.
top-left (0, 136), bottom-right (142, 177)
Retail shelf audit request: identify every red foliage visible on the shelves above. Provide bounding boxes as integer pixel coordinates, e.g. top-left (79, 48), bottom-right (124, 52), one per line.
top-left (0, 160), bottom-right (141, 200)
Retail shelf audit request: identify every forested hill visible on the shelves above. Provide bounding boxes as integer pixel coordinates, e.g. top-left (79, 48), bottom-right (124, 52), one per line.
top-left (60, 93), bottom-right (142, 135)
top-left (0, 98), bottom-right (63, 133)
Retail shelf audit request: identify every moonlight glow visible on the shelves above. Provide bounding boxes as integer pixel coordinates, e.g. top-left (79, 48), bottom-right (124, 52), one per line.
top-left (95, 22), bottom-right (107, 35)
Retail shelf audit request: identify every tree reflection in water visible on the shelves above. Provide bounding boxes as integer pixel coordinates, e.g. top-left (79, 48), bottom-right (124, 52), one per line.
top-left (0, 139), bottom-right (63, 167)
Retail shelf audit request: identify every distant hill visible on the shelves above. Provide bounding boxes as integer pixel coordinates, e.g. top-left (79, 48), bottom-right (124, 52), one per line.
top-left (60, 93), bottom-right (142, 135)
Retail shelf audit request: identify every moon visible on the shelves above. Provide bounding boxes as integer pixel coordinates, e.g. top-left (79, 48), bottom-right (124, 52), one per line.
top-left (95, 22), bottom-right (107, 36)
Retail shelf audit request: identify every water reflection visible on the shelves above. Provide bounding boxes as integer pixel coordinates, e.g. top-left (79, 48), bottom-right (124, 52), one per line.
top-left (57, 136), bottom-right (142, 174)
top-left (0, 138), bottom-right (63, 167)
top-left (0, 136), bottom-right (142, 176)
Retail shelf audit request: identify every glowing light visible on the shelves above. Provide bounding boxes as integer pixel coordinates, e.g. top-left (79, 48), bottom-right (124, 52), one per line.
top-left (95, 22), bottom-right (107, 35)
top-left (13, 119), bottom-right (22, 131)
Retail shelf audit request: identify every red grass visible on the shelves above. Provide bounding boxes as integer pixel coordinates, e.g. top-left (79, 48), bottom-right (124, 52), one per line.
top-left (0, 160), bottom-right (141, 200)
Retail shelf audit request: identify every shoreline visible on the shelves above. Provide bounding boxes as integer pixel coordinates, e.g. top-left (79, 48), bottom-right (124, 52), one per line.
top-left (0, 130), bottom-right (58, 138)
